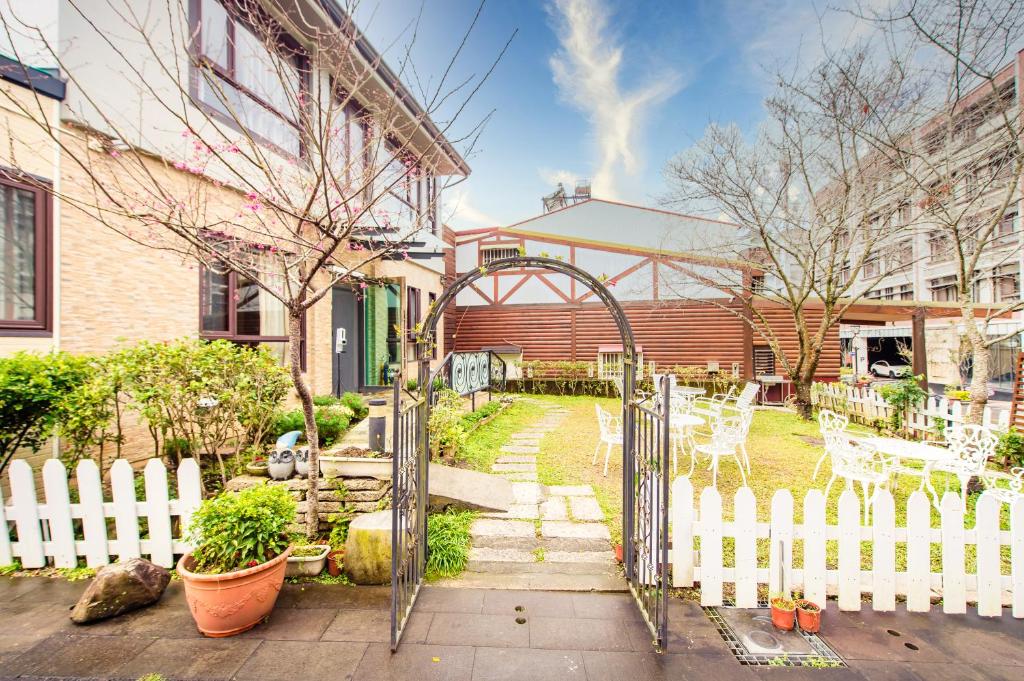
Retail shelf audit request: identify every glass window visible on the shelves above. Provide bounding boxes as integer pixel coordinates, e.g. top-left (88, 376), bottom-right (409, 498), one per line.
top-left (363, 283), bottom-right (401, 385)
top-left (200, 268), bottom-right (229, 332)
top-left (0, 175), bottom-right (49, 333)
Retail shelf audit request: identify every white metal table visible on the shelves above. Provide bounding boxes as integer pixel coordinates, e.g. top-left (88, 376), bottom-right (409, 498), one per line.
top-left (856, 436), bottom-right (952, 508)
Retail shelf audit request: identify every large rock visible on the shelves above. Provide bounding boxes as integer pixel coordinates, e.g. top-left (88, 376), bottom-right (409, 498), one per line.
top-left (428, 463), bottom-right (513, 512)
top-left (70, 558), bottom-right (170, 624)
top-left (344, 510), bottom-right (392, 585)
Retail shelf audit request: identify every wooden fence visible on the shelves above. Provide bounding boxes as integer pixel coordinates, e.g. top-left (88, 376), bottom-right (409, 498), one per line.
top-left (811, 382), bottom-right (1010, 438)
top-left (0, 458), bottom-right (202, 569)
top-left (670, 478), bottom-right (1024, 618)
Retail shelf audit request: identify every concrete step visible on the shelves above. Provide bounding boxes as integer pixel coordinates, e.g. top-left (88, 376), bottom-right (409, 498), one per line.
top-left (434, 571), bottom-right (627, 592)
top-left (540, 520), bottom-right (611, 552)
top-left (467, 547), bottom-right (617, 575)
top-left (470, 518), bottom-right (538, 550)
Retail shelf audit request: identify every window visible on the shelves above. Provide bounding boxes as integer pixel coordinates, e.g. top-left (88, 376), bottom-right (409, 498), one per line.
top-left (406, 285), bottom-right (421, 343)
top-left (428, 292), bottom-right (438, 359)
top-left (894, 239), bottom-right (914, 271)
top-left (0, 172), bottom-right (50, 334)
top-left (480, 246), bottom-right (520, 265)
top-left (929, 235), bottom-right (949, 262)
top-left (363, 283), bottom-right (401, 385)
top-left (750, 275), bottom-right (765, 294)
top-left (597, 347), bottom-right (644, 379)
top-left (863, 251), bottom-right (879, 279)
top-left (994, 265), bottom-right (1020, 303)
top-left (930, 275), bottom-right (958, 302)
top-left (191, 0), bottom-right (306, 157)
top-left (753, 346), bottom-right (775, 376)
top-left (996, 211), bottom-right (1018, 245)
top-left (897, 283), bottom-right (914, 301)
top-left (199, 264), bottom-right (303, 366)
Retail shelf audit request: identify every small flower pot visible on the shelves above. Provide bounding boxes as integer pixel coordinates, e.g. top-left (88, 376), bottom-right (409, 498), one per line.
top-left (614, 544), bottom-right (623, 563)
top-left (245, 461), bottom-right (269, 477)
top-left (795, 599), bottom-right (821, 633)
top-left (285, 544), bottom-right (330, 578)
top-left (177, 546), bottom-right (291, 638)
top-left (770, 599), bottom-right (796, 631)
top-left (326, 549), bottom-right (345, 577)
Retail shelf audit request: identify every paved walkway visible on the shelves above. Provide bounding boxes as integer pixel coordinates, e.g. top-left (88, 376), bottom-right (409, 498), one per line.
top-left (465, 402), bottom-right (620, 590)
top-left (1, 577), bottom-right (1023, 680)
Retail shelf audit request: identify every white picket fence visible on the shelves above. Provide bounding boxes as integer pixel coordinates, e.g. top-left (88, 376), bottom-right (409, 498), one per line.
top-left (811, 382), bottom-right (1010, 439)
top-left (671, 477), bottom-right (1024, 618)
top-left (0, 458), bottom-right (202, 569)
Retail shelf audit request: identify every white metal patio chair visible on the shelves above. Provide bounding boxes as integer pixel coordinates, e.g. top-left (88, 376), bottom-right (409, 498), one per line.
top-left (823, 437), bottom-right (895, 523)
top-left (980, 467), bottom-right (1024, 506)
top-left (593, 404), bottom-right (624, 476)
top-left (668, 393), bottom-right (701, 476)
top-left (931, 424), bottom-right (998, 509)
top-left (711, 382), bottom-right (759, 409)
top-left (813, 409), bottom-right (850, 480)
top-left (688, 408), bottom-right (752, 486)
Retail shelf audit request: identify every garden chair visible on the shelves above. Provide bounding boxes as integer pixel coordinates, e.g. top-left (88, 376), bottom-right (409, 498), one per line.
top-left (979, 467), bottom-right (1024, 506)
top-left (813, 409), bottom-right (850, 480)
top-left (688, 408), bottom-right (752, 486)
top-left (823, 437), bottom-right (895, 523)
top-left (711, 382), bottom-right (759, 409)
top-left (593, 404), bottom-right (624, 476)
top-left (931, 424), bottom-right (998, 509)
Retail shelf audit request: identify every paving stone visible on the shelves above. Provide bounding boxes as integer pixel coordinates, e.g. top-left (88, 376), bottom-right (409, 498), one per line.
top-left (472, 646), bottom-right (585, 681)
top-left (544, 550), bottom-right (616, 565)
top-left (539, 497), bottom-right (568, 520)
top-left (511, 482), bottom-right (543, 505)
top-left (471, 518), bottom-right (538, 549)
top-left (529, 616), bottom-right (634, 651)
top-left (542, 521), bottom-right (610, 543)
top-left (322, 608), bottom-right (433, 644)
top-left (503, 471), bottom-right (539, 482)
top-left (496, 455), bottom-right (537, 464)
top-left (480, 590), bottom-right (577, 618)
top-left (1, 634), bottom-right (155, 678)
top-left (500, 445), bottom-right (541, 454)
top-left (480, 503), bottom-right (540, 520)
top-left (571, 593), bottom-right (640, 619)
top-left (413, 587), bottom-right (485, 613)
top-left (570, 495), bottom-right (605, 521)
top-left (547, 484), bottom-right (595, 496)
top-left (234, 640), bottom-right (367, 681)
top-left (274, 584), bottom-right (390, 610)
top-left (509, 434), bottom-right (543, 442)
top-left (426, 612), bottom-right (530, 648)
top-left (353, 642), bottom-right (475, 681)
top-left (237, 607), bottom-right (336, 640)
top-left (491, 462), bottom-right (536, 473)
top-left (114, 636), bottom-right (262, 680)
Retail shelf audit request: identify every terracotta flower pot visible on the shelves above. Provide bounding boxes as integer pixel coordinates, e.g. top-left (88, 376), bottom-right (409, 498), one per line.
top-left (770, 600), bottom-right (796, 631)
top-left (177, 546), bottom-right (292, 638)
top-left (326, 549), bottom-right (345, 577)
top-left (614, 544), bottom-right (623, 563)
top-left (796, 599), bottom-right (821, 633)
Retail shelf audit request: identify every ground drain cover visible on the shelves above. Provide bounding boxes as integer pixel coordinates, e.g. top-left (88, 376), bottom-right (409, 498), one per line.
top-left (704, 603), bottom-right (846, 667)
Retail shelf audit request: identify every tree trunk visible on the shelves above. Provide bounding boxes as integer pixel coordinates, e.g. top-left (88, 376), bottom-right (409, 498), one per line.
top-left (289, 310), bottom-right (320, 539)
top-left (965, 323), bottom-right (990, 426)
top-left (793, 378), bottom-right (813, 420)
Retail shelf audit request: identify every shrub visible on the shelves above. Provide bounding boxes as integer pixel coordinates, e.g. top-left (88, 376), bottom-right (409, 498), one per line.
top-left (312, 395), bottom-right (341, 407)
top-left (341, 392), bottom-right (368, 420)
top-left (405, 378), bottom-right (419, 392)
top-left (877, 376), bottom-right (926, 434)
top-left (0, 352), bottom-right (92, 474)
top-left (996, 428), bottom-right (1024, 469)
top-left (428, 389), bottom-right (466, 459)
top-left (57, 354), bottom-right (126, 471)
top-left (187, 485), bottom-right (295, 574)
top-left (426, 509), bottom-right (475, 579)
top-left (461, 400), bottom-right (501, 428)
top-left (270, 407), bottom-right (351, 448)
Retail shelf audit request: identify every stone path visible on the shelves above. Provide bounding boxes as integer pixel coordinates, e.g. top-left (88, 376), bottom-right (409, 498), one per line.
top-left (461, 402), bottom-right (622, 590)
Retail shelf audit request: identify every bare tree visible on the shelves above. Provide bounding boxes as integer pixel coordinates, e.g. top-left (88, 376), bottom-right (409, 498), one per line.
top-left (0, 0), bottom-right (509, 536)
top-left (850, 0), bottom-right (1024, 423)
top-left (662, 47), bottom-right (919, 418)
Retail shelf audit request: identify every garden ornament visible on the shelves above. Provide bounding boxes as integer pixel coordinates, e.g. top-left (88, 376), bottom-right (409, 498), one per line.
top-left (269, 431), bottom-right (302, 480)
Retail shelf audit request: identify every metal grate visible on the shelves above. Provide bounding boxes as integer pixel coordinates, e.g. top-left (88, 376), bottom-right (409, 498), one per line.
top-left (703, 602), bottom-right (846, 668)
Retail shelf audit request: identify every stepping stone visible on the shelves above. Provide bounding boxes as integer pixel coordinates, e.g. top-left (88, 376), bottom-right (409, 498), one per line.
top-left (466, 548), bottom-right (616, 575)
top-left (509, 436), bottom-right (542, 444)
top-left (503, 471), bottom-right (538, 482)
top-left (496, 455), bottom-right (536, 464)
top-left (480, 504), bottom-right (539, 520)
top-left (511, 482), bottom-right (543, 505)
top-left (539, 497), bottom-right (567, 521)
top-left (569, 496), bottom-right (604, 522)
top-left (470, 519), bottom-right (537, 550)
top-left (547, 485), bottom-right (594, 497)
top-left (541, 521), bottom-right (610, 552)
top-left (492, 463), bottom-right (535, 473)
top-left (429, 462), bottom-right (513, 512)
top-left (500, 445), bottom-right (540, 454)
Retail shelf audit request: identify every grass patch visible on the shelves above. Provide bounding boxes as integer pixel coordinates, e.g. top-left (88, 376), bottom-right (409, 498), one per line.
top-left (426, 509), bottom-right (477, 580)
top-left (457, 397), bottom-right (545, 471)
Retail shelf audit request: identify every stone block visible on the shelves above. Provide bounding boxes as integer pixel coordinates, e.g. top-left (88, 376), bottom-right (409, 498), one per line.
top-left (540, 497), bottom-right (567, 520)
top-left (348, 501), bottom-right (384, 513)
top-left (491, 463), bottom-right (535, 473)
top-left (70, 558), bottom-right (170, 624)
top-left (500, 445), bottom-right (540, 454)
top-left (343, 477), bottom-right (389, 491)
top-left (546, 485), bottom-right (594, 497)
top-left (569, 496), bottom-right (604, 522)
top-left (428, 463), bottom-right (513, 512)
top-left (344, 511), bottom-right (391, 584)
top-left (345, 488), bottom-right (388, 503)
top-left (224, 476), bottom-right (266, 492)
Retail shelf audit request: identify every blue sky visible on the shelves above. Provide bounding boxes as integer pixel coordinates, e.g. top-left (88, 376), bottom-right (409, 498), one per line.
top-left (356, 0), bottom-right (874, 230)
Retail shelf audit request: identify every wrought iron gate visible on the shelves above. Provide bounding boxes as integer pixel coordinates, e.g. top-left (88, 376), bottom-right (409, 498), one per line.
top-left (625, 377), bottom-right (671, 650)
top-left (390, 377), bottom-right (427, 651)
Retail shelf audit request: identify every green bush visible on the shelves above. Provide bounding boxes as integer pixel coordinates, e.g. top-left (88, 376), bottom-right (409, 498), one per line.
top-left (0, 352), bottom-right (92, 474)
top-left (187, 484), bottom-right (295, 574)
top-left (461, 400), bottom-right (501, 428)
top-left (341, 392), bottom-right (368, 420)
top-left (426, 509), bottom-right (475, 579)
top-left (312, 395), bottom-right (341, 407)
top-left (428, 389), bottom-right (466, 459)
top-left (996, 428), bottom-right (1024, 468)
top-left (270, 407), bottom-right (351, 448)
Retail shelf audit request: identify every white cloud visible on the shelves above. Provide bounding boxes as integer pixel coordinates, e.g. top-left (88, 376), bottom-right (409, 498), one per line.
top-left (538, 167), bottom-right (579, 190)
top-left (444, 186), bottom-right (499, 230)
top-left (547, 0), bottom-right (682, 200)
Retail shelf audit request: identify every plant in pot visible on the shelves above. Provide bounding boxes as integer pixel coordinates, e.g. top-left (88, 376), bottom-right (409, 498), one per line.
top-left (325, 508), bottom-right (353, 577)
top-left (285, 543), bottom-right (330, 578)
top-left (795, 599), bottom-right (821, 633)
top-left (428, 389), bottom-right (467, 461)
top-left (178, 485), bottom-right (295, 637)
top-left (769, 595), bottom-right (796, 631)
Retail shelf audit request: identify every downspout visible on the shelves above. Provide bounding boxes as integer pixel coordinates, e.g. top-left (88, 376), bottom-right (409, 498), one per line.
top-left (50, 95), bottom-right (62, 460)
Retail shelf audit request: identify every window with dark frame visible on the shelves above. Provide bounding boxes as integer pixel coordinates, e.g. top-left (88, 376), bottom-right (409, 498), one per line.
top-left (753, 346), bottom-right (775, 376)
top-left (190, 0), bottom-right (307, 158)
top-left (199, 265), bottom-right (305, 368)
top-left (428, 291), bottom-right (438, 359)
top-left (480, 246), bottom-right (520, 265)
top-left (406, 285), bottom-right (421, 343)
top-left (0, 172), bottom-right (50, 335)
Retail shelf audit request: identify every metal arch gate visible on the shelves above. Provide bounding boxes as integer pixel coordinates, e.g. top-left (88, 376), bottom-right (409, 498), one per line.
top-left (390, 256), bottom-right (671, 651)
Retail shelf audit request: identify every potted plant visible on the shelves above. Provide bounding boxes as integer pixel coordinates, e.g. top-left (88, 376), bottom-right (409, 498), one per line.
top-left (795, 599), bottom-right (821, 633)
top-left (769, 596), bottom-right (796, 631)
top-left (325, 510), bottom-right (352, 577)
top-left (177, 485), bottom-right (295, 637)
top-left (286, 544), bottom-right (330, 577)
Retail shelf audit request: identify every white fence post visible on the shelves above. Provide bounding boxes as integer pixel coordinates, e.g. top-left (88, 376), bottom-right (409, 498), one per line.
top-left (9, 460), bottom-right (45, 568)
top-left (940, 492), bottom-right (967, 614)
top-left (802, 490), bottom-right (826, 608)
top-left (42, 459), bottom-right (76, 568)
top-left (837, 490), bottom-right (861, 611)
top-left (110, 459), bottom-right (141, 561)
top-left (768, 489), bottom-right (794, 598)
top-left (1012, 497), bottom-right (1024, 619)
top-left (76, 460), bottom-right (110, 568)
top-left (0, 484), bottom-right (12, 566)
top-left (144, 459), bottom-right (174, 568)
top-left (871, 490), bottom-right (896, 612)
top-left (177, 458), bottom-right (202, 540)
top-left (671, 476), bottom-right (694, 587)
top-left (905, 490), bottom-right (932, 613)
top-left (733, 487), bottom-right (757, 608)
top-left (974, 493), bottom-right (1001, 617)
top-left (699, 486), bottom-right (723, 607)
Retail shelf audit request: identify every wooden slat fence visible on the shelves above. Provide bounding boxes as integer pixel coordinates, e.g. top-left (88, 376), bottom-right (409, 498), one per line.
top-left (1011, 352), bottom-right (1024, 430)
top-left (811, 382), bottom-right (1010, 439)
top-left (0, 458), bottom-right (202, 569)
top-left (671, 478), bottom-right (1024, 618)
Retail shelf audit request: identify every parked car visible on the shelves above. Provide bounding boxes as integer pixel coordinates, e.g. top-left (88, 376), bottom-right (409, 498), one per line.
top-left (870, 360), bottom-right (910, 377)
